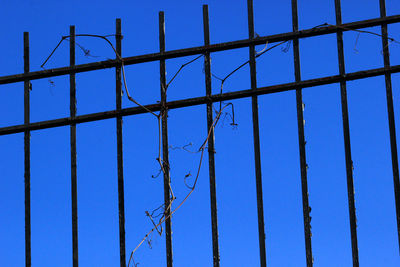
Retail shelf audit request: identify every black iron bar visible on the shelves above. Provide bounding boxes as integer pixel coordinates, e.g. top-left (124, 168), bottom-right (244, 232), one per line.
top-left (23, 31), bottom-right (31, 267)
top-left (291, 1), bottom-right (313, 266)
top-left (380, 0), bottom-right (400, 253)
top-left (69, 25), bottom-right (79, 267)
top-left (1, 15), bottom-right (400, 85)
top-left (334, 1), bottom-right (359, 266)
top-left (115, 18), bottom-right (126, 267)
top-left (202, 5), bottom-right (220, 267)
top-left (159, 11), bottom-right (173, 267)
top-left (247, 1), bottom-right (267, 266)
top-left (1, 64), bottom-right (400, 137)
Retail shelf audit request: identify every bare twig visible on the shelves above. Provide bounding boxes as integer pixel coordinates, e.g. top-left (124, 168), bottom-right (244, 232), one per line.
top-left (210, 40), bottom-right (289, 111)
top-left (127, 103), bottom-right (232, 267)
top-left (169, 142), bottom-right (199, 154)
top-left (151, 168), bottom-right (162, 179)
top-left (353, 32), bottom-right (361, 53)
top-left (41, 34), bottom-right (119, 68)
top-left (165, 55), bottom-right (203, 92)
top-left (183, 172), bottom-right (193, 189)
top-left (256, 41), bottom-right (269, 54)
top-left (219, 102), bottom-right (238, 129)
top-left (313, 22), bottom-right (400, 53)
top-left (149, 204), bottom-right (165, 218)
top-left (132, 257), bottom-right (139, 267)
top-left (281, 40), bottom-right (292, 53)
top-left (145, 210), bottom-right (163, 235)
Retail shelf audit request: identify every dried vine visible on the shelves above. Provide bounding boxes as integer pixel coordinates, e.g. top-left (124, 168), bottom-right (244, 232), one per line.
top-left (38, 21), bottom-right (400, 266)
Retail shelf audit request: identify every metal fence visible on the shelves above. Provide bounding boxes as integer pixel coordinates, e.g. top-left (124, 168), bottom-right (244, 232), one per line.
top-left (1, 0), bottom-right (400, 266)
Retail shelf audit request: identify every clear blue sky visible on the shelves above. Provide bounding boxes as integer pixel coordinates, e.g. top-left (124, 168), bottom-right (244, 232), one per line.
top-left (1, 0), bottom-right (400, 266)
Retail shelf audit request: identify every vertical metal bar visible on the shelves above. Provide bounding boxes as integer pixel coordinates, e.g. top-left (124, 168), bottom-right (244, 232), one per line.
top-left (23, 31), bottom-right (31, 267)
top-left (70, 25), bottom-right (79, 267)
top-left (291, 1), bottom-right (313, 266)
top-left (159, 11), bottom-right (173, 267)
top-left (334, 1), bottom-right (359, 266)
top-left (246, 1), bottom-right (267, 266)
top-left (115, 18), bottom-right (126, 267)
top-left (379, 0), bottom-right (400, 252)
top-left (202, 6), bottom-right (221, 267)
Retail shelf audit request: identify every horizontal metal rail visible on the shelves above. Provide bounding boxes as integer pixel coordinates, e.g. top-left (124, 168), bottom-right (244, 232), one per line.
top-left (1, 64), bottom-right (399, 136)
top-left (0, 15), bottom-right (399, 85)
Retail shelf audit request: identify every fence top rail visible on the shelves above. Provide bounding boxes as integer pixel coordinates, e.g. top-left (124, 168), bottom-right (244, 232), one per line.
top-left (0, 14), bottom-right (399, 86)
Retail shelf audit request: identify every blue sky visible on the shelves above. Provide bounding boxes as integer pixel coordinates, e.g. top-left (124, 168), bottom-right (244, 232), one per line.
top-left (1, 0), bottom-right (400, 266)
